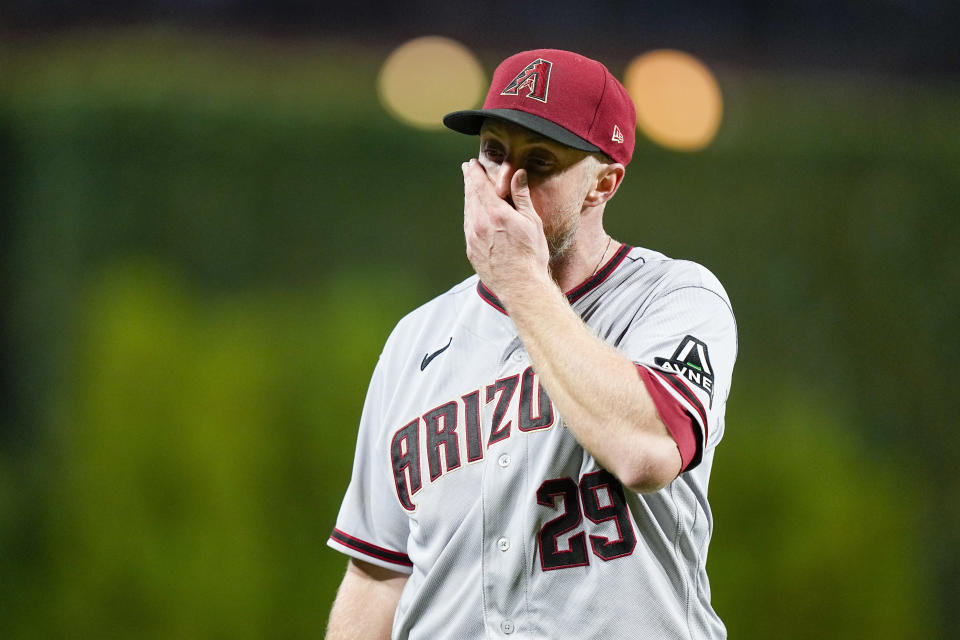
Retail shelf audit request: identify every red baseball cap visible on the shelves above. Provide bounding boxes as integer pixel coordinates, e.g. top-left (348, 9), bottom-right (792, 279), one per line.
top-left (443, 49), bottom-right (636, 165)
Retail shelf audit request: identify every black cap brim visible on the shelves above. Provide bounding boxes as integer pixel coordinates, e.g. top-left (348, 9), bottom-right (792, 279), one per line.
top-left (442, 108), bottom-right (602, 154)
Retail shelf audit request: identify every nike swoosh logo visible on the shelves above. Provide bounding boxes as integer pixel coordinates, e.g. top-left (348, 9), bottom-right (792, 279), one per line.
top-left (420, 337), bottom-right (453, 371)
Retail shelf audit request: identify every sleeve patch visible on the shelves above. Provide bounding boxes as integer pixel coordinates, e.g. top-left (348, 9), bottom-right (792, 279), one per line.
top-left (653, 335), bottom-right (715, 408)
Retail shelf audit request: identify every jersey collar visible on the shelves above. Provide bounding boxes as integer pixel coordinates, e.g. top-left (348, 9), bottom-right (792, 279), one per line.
top-left (476, 244), bottom-right (632, 315)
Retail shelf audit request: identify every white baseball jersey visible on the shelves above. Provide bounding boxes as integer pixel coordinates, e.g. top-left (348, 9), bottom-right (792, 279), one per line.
top-left (328, 244), bottom-right (737, 639)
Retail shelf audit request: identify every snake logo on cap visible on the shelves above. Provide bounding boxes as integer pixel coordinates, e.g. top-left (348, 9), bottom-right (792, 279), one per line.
top-left (500, 58), bottom-right (553, 103)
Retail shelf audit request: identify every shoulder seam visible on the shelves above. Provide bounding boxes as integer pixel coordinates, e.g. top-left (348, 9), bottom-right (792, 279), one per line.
top-left (657, 284), bottom-right (734, 319)
top-left (648, 285), bottom-right (740, 383)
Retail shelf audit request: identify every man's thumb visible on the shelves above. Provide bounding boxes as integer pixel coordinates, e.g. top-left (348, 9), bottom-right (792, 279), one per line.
top-left (511, 169), bottom-right (533, 213)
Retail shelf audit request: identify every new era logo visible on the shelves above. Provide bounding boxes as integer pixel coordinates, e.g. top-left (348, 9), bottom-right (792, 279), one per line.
top-left (612, 125), bottom-right (624, 144)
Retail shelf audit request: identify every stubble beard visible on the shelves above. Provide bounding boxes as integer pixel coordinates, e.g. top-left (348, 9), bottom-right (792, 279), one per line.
top-left (545, 162), bottom-right (598, 267)
top-left (544, 204), bottom-right (581, 266)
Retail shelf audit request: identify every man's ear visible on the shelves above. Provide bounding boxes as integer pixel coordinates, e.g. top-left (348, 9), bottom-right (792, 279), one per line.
top-left (584, 163), bottom-right (626, 207)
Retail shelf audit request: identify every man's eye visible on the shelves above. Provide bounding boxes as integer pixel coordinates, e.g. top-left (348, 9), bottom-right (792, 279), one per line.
top-left (527, 157), bottom-right (554, 171)
top-left (482, 146), bottom-right (505, 161)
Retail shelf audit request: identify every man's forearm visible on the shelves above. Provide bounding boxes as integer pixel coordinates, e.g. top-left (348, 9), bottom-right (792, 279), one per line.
top-left (325, 560), bottom-right (407, 640)
top-left (500, 275), bottom-right (681, 492)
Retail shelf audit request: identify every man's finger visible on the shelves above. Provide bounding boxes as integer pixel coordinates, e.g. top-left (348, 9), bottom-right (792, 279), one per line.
top-left (463, 159), bottom-right (511, 218)
top-left (463, 159), bottom-right (490, 192)
top-left (509, 169), bottom-right (537, 220)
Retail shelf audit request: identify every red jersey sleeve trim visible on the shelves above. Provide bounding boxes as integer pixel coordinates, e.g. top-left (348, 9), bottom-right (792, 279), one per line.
top-left (329, 528), bottom-right (413, 567)
top-left (636, 365), bottom-right (702, 473)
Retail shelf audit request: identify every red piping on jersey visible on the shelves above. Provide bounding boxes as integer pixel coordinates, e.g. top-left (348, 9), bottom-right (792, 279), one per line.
top-left (566, 243), bottom-right (632, 303)
top-left (477, 244), bottom-right (632, 315)
top-left (329, 528), bottom-right (413, 567)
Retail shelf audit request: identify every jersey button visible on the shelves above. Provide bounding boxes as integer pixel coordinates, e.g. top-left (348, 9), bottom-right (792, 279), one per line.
top-left (511, 351), bottom-right (525, 363)
top-left (500, 619), bottom-right (515, 634)
top-left (497, 454), bottom-right (511, 468)
top-left (497, 537), bottom-right (510, 551)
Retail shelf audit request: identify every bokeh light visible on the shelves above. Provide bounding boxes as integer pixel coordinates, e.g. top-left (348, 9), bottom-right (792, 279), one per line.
top-left (625, 50), bottom-right (723, 151)
top-left (378, 36), bottom-right (486, 129)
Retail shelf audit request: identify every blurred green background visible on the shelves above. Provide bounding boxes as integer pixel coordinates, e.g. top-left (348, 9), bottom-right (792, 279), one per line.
top-left (1, 28), bottom-right (958, 638)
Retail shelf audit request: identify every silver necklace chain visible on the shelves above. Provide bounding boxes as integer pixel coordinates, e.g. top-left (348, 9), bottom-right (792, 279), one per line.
top-left (592, 236), bottom-right (613, 276)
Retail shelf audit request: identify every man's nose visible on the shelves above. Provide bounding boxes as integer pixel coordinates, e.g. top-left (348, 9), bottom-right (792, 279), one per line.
top-left (491, 161), bottom-right (516, 201)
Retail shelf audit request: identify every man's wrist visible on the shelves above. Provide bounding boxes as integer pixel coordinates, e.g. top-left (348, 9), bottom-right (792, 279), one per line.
top-left (498, 271), bottom-right (565, 318)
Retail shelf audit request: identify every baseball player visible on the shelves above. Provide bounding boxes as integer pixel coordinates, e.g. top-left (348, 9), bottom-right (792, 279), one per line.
top-left (326, 49), bottom-right (736, 639)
